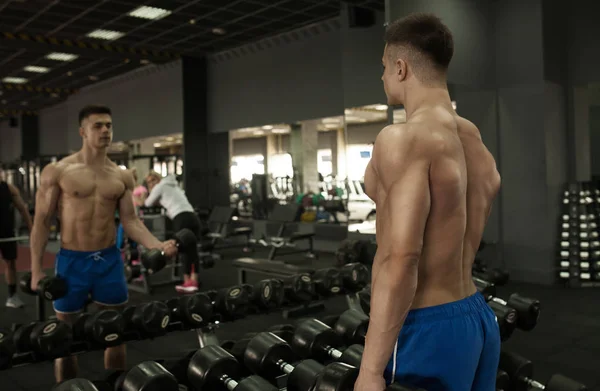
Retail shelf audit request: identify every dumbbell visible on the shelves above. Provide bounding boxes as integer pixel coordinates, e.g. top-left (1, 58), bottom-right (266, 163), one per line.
top-left (124, 263), bottom-right (143, 282)
top-left (500, 350), bottom-right (587, 391)
top-left (0, 328), bottom-right (15, 369)
top-left (473, 267), bottom-right (510, 286)
top-left (52, 378), bottom-right (100, 390)
top-left (98, 361), bottom-right (180, 391)
top-left (333, 309), bottom-right (369, 346)
top-left (242, 279), bottom-right (285, 311)
top-left (188, 345), bottom-right (278, 391)
top-left (474, 279), bottom-right (541, 331)
top-left (497, 369), bottom-right (510, 390)
top-left (209, 285), bottom-right (251, 321)
top-left (280, 273), bottom-right (315, 304)
top-left (122, 301), bottom-right (170, 338)
top-left (243, 332), bottom-right (358, 391)
top-left (140, 228), bottom-right (198, 274)
top-left (292, 318), bottom-right (364, 368)
top-left (20, 272), bottom-right (68, 301)
top-left (312, 268), bottom-right (343, 297)
top-left (72, 310), bottom-right (125, 348)
top-left (357, 284), bottom-right (371, 315)
top-left (13, 319), bottom-right (73, 360)
top-left (339, 263), bottom-right (370, 293)
top-left (165, 293), bottom-right (214, 329)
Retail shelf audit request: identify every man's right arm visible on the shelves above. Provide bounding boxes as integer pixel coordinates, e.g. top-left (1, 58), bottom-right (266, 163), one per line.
top-left (30, 164), bottom-right (61, 276)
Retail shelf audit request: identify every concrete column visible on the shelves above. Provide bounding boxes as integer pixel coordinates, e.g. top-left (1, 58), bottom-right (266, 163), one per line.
top-left (337, 127), bottom-right (347, 180)
top-left (265, 134), bottom-right (277, 178)
top-left (130, 138), bottom-right (155, 181)
top-left (301, 119), bottom-right (320, 193)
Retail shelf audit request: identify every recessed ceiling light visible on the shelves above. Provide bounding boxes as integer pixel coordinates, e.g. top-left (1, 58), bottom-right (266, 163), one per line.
top-left (87, 29), bottom-right (125, 41)
top-left (2, 77), bottom-right (27, 84)
top-left (124, 58), bottom-right (130, 64)
top-left (189, 19), bottom-right (196, 25)
top-left (212, 27), bottom-right (226, 35)
top-left (46, 52), bottom-right (78, 61)
top-left (24, 65), bottom-right (50, 73)
top-left (153, 143), bottom-right (161, 148)
top-left (262, 125), bottom-right (273, 130)
top-left (140, 59), bottom-right (150, 65)
top-left (128, 6), bottom-right (171, 20)
top-left (66, 71), bottom-right (73, 76)
top-left (89, 75), bottom-right (99, 81)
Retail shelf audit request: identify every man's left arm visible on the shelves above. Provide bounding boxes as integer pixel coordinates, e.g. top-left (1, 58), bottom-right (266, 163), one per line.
top-left (359, 130), bottom-right (432, 379)
top-left (119, 172), bottom-right (163, 249)
top-left (8, 184), bottom-right (33, 232)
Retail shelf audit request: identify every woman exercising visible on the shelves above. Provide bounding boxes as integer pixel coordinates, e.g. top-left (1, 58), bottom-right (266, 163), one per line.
top-left (145, 171), bottom-right (201, 293)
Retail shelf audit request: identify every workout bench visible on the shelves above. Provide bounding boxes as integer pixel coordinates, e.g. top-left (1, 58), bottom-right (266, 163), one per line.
top-left (203, 205), bottom-right (253, 250)
top-left (259, 203), bottom-right (316, 262)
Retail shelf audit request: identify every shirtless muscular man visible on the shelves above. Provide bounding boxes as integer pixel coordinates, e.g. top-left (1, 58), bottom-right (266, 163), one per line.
top-left (354, 14), bottom-right (502, 391)
top-left (30, 105), bottom-right (177, 383)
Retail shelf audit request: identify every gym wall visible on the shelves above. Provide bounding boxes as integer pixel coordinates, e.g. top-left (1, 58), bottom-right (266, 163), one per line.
top-left (0, 118), bottom-right (22, 163)
top-left (38, 61), bottom-right (184, 155)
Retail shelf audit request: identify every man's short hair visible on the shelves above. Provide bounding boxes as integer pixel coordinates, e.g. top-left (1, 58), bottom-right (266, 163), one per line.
top-left (79, 105), bottom-right (111, 125)
top-left (385, 13), bottom-right (454, 72)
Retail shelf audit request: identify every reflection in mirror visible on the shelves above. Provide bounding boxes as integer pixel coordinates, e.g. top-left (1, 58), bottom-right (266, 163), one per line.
top-left (342, 104), bottom-right (388, 234)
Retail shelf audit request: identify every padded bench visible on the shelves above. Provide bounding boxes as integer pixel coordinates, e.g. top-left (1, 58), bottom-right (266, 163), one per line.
top-left (233, 257), bottom-right (315, 284)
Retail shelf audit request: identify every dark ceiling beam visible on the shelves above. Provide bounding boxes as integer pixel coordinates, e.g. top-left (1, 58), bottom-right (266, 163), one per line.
top-left (0, 32), bottom-right (180, 62)
top-left (0, 108), bottom-right (38, 116)
top-left (1, 82), bottom-right (77, 96)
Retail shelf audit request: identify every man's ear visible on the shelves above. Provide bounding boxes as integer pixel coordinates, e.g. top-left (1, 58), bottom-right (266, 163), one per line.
top-left (396, 59), bottom-right (407, 82)
top-left (79, 126), bottom-right (85, 138)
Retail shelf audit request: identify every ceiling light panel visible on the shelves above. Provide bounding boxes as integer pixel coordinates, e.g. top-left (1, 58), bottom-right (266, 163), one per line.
top-left (129, 6), bottom-right (172, 20)
top-left (46, 52), bottom-right (79, 62)
top-left (87, 29), bottom-right (125, 41)
top-left (24, 65), bottom-right (50, 73)
top-left (2, 77), bottom-right (28, 84)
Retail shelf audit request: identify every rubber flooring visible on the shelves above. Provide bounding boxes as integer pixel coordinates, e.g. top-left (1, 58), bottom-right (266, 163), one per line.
top-left (0, 246), bottom-right (598, 390)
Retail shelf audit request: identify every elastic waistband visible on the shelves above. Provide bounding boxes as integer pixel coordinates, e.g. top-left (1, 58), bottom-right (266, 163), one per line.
top-left (58, 246), bottom-right (120, 258)
top-left (404, 292), bottom-right (488, 325)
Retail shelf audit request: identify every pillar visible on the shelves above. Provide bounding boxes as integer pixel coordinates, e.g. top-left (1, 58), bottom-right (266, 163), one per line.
top-left (336, 127), bottom-right (347, 179)
top-left (20, 114), bottom-right (38, 160)
top-left (129, 138), bottom-right (155, 180)
top-left (182, 56), bottom-right (230, 208)
top-left (265, 134), bottom-right (277, 178)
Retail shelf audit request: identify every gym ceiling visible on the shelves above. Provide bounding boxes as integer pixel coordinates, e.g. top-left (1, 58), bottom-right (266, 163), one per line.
top-left (0, 0), bottom-right (384, 116)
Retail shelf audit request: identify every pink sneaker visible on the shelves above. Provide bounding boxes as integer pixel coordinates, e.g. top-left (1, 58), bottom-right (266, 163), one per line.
top-left (176, 280), bottom-right (199, 293)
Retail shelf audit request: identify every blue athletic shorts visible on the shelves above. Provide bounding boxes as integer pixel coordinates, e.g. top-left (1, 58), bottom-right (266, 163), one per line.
top-left (385, 292), bottom-right (500, 391)
top-left (53, 246), bottom-right (129, 313)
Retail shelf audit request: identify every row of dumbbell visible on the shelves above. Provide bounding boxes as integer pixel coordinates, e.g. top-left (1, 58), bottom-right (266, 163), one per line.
top-left (558, 270), bottom-right (600, 281)
top-left (497, 350), bottom-right (587, 391)
top-left (0, 266), bottom-right (370, 370)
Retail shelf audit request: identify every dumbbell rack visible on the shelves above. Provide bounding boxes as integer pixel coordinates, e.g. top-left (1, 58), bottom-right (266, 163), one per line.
top-left (127, 244), bottom-right (184, 295)
top-left (558, 182), bottom-right (600, 287)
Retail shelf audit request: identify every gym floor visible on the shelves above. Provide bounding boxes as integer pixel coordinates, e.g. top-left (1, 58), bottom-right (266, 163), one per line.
top-left (0, 245), bottom-right (599, 390)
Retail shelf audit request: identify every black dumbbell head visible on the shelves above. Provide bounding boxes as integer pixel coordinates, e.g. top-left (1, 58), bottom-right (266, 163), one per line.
top-left (285, 274), bottom-right (314, 303)
top-left (30, 320), bottom-right (73, 360)
top-left (340, 344), bottom-right (363, 368)
top-left (174, 228), bottom-right (198, 250)
top-left (287, 359), bottom-right (325, 391)
top-left (499, 350), bottom-right (533, 382)
top-left (141, 249), bottom-right (167, 274)
top-left (0, 328), bottom-right (15, 369)
top-left (85, 310), bottom-right (125, 347)
top-left (507, 294), bottom-right (540, 331)
top-left (13, 322), bottom-right (36, 353)
top-left (340, 263), bottom-right (370, 292)
top-left (293, 318), bottom-right (343, 360)
top-left (254, 279), bottom-right (285, 309)
top-left (244, 332), bottom-right (295, 377)
top-left (313, 268), bottom-right (343, 296)
top-left (184, 293), bottom-right (214, 328)
top-left (52, 378), bottom-right (100, 391)
top-left (335, 310), bottom-right (369, 346)
top-left (131, 301), bottom-right (170, 336)
top-left (38, 277), bottom-right (68, 301)
top-left (188, 346), bottom-right (241, 390)
top-left (472, 277), bottom-right (496, 297)
top-left (236, 375), bottom-right (278, 391)
top-left (217, 286), bottom-right (250, 320)
top-left (122, 361), bottom-right (179, 391)
top-left (545, 374), bottom-right (588, 391)
top-left (489, 301), bottom-right (517, 342)
top-left (496, 369), bottom-right (510, 391)
top-left (313, 362), bottom-right (359, 391)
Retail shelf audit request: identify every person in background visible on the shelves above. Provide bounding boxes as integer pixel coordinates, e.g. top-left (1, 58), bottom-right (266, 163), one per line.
top-left (145, 171), bottom-right (201, 293)
top-left (130, 168), bottom-right (148, 209)
top-left (0, 167), bottom-right (33, 308)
